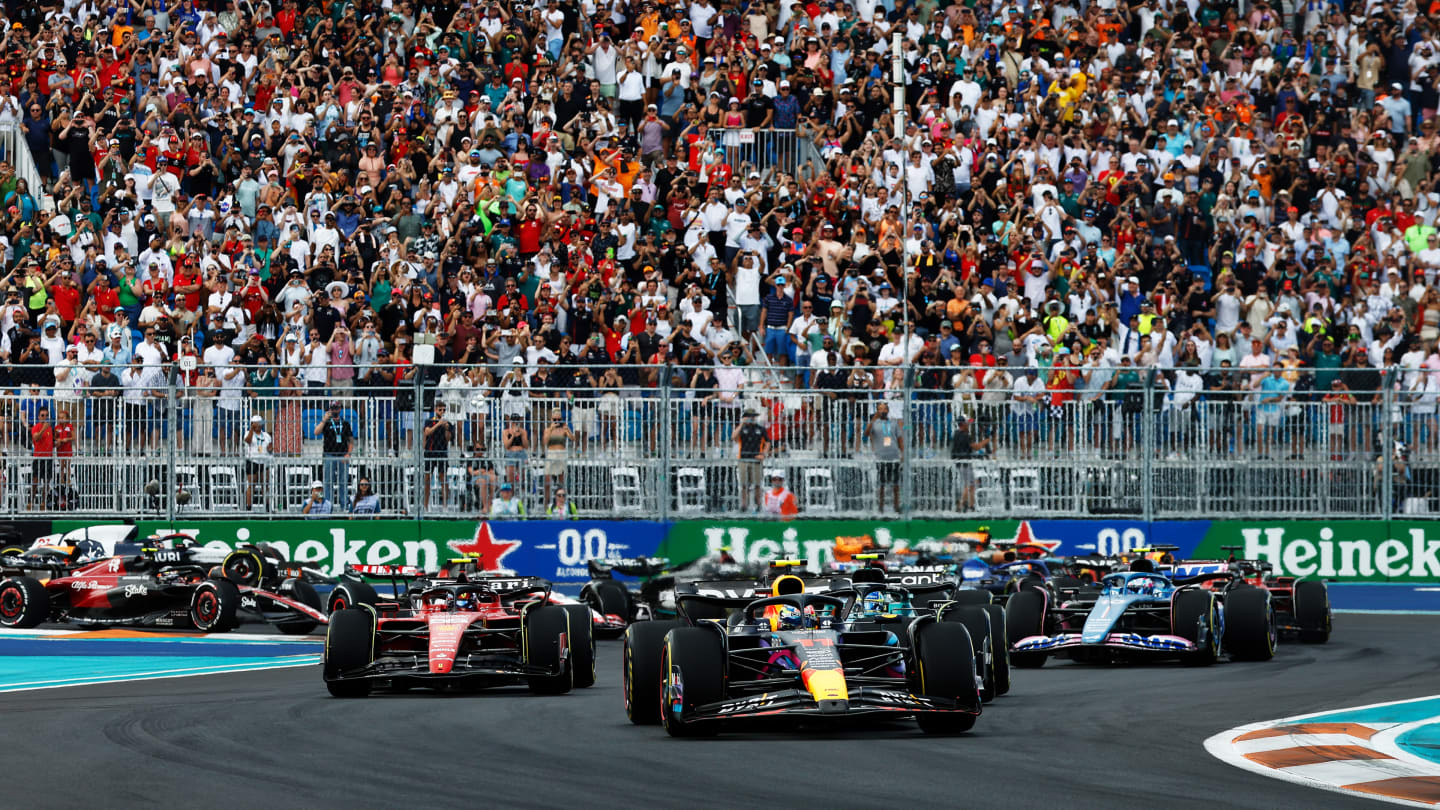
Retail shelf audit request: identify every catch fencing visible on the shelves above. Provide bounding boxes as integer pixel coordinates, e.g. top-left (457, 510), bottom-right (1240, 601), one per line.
top-left (701, 127), bottom-right (821, 178)
top-left (0, 364), bottom-right (1430, 520)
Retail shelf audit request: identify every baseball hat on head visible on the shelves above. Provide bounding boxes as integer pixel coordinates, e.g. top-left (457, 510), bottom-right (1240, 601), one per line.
top-left (310, 480), bottom-right (324, 489)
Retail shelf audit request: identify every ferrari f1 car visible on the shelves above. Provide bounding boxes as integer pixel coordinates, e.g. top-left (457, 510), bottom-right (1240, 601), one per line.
top-left (0, 535), bottom-right (327, 633)
top-left (623, 571), bottom-right (984, 736)
top-left (1006, 564), bottom-right (1277, 667)
top-left (322, 565), bottom-right (595, 697)
top-left (1170, 547), bottom-right (1330, 643)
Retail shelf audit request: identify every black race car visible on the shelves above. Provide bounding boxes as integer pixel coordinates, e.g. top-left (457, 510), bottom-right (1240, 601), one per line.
top-left (580, 553), bottom-right (766, 635)
top-left (0, 535), bottom-right (327, 633)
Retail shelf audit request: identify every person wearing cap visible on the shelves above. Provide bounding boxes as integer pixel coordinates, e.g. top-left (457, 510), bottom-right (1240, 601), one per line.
top-left (422, 401), bottom-right (456, 508)
top-left (734, 407), bottom-right (769, 512)
top-left (489, 480), bottom-right (526, 517)
top-left (316, 400), bottom-right (355, 510)
top-left (761, 471), bottom-right (799, 518)
top-left (302, 478), bottom-right (334, 517)
top-left (242, 414), bottom-right (272, 511)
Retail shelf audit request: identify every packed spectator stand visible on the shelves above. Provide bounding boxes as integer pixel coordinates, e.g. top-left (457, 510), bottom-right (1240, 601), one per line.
top-left (0, 0), bottom-right (1438, 519)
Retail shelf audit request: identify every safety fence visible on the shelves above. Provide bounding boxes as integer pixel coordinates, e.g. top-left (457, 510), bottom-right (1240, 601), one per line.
top-left (0, 364), bottom-right (1433, 519)
top-left (701, 127), bottom-right (821, 178)
top-left (0, 122), bottom-right (47, 212)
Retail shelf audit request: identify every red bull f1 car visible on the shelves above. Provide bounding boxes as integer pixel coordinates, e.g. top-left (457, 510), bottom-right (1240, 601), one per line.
top-left (322, 565), bottom-right (595, 697)
top-left (623, 571), bottom-right (983, 736)
top-left (0, 534), bottom-right (326, 634)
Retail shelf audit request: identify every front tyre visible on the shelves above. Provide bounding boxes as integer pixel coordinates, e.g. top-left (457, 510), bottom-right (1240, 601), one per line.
top-left (324, 608), bottom-right (375, 698)
top-left (912, 621), bottom-right (980, 735)
top-left (524, 605), bottom-right (575, 695)
top-left (1005, 588), bottom-right (1049, 669)
top-left (276, 578), bottom-right (323, 635)
top-left (659, 628), bottom-right (724, 738)
top-left (1293, 580), bottom-right (1331, 643)
top-left (559, 604), bottom-right (596, 688)
top-left (0, 577), bottom-right (49, 628)
top-left (1224, 587), bottom-right (1277, 661)
top-left (624, 620), bottom-right (685, 725)
top-left (190, 579), bottom-right (239, 633)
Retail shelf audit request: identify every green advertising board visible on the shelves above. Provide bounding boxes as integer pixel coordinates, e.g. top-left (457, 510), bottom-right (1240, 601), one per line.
top-left (1192, 522), bottom-right (1440, 582)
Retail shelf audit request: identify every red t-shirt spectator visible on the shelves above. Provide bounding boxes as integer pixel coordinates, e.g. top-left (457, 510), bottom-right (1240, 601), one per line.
top-left (31, 423), bottom-right (54, 457)
top-left (54, 422), bottom-right (75, 457)
top-left (51, 283), bottom-right (80, 322)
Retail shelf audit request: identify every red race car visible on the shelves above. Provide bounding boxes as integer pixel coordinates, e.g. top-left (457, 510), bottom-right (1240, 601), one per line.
top-left (322, 565), bottom-right (595, 697)
top-left (1171, 546), bottom-right (1331, 644)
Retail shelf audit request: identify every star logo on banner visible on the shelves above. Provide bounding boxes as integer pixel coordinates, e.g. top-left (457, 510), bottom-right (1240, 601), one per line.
top-left (1003, 521), bottom-right (1063, 554)
top-left (447, 522), bottom-right (521, 572)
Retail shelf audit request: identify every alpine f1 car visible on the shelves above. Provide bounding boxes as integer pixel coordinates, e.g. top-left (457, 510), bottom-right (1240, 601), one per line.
top-left (1006, 562), bottom-right (1276, 667)
top-left (623, 570), bottom-right (984, 736)
top-left (0, 535), bottom-right (327, 633)
top-left (322, 565), bottom-right (594, 697)
top-left (1172, 546), bottom-right (1331, 643)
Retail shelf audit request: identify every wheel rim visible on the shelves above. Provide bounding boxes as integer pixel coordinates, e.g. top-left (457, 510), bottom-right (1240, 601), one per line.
top-left (195, 591), bottom-right (218, 624)
top-left (332, 596), bottom-right (346, 613)
top-left (227, 557), bottom-right (255, 583)
top-left (623, 641), bottom-right (633, 716)
top-left (0, 588), bottom-right (22, 620)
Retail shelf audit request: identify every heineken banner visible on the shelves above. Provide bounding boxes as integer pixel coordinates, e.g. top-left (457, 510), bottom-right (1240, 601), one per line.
top-left (49, 520), bottom-right (670, 583)
top-left (37, 518), bottom-right (1440, 584)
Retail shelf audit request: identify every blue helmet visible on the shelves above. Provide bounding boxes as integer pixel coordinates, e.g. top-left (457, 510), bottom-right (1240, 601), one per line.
top-left (859, 589), bottom-right (890, 616)
top-left (774, 604), bottom-right (804, 630)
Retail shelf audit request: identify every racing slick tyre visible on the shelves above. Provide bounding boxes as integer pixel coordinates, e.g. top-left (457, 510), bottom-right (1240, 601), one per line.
top-left (276, 579), bottom-right (323, 635)
top-left (912, 621), bottom-right (979, 735)
top-left (327, 580), bottom-right (381, 614)
top-left (659, 628), bottom-right (725, 738)
top-left (1294, 580), bottom-right (1332, 644)
top-left (624, 619), bottom-right (686, 725)
top-left (1223, 587), bottom-right (1277, 661)
top-left (1172, 589), bottom-right (1219, 666)
top-left (943, 605), bottom-right (995, 702)
top-left (256, 543), bottom-right (289, 564)
top-left (583, 579), bottom-right (631, 638)
top-left (0, 544), bottom-right (26, 560)
top-left (559, 604), bottom-right (597, 688)
top-left (324, 608), bottom-right (376, 698)
top-left (951, 590), bottom-right (993, 606)
top-left (982, 604), bottom-right (1011, 696)
top-left (221, 548), bottom-right (273, 587)
top-left (524, 605), bottom-right (576, 695)
top-left (190, 578), bottom-right (239, 633)
top-left (1005, 588), bottom-right (1049, 669)
top-left (0, 576), bottom-right (49, 628)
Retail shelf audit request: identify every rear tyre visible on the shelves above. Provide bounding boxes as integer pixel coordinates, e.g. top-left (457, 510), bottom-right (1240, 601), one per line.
top-left (584, 579), bottom-right (631, 639)
top-left (1294, 580), bottom-right (1331, 644)
top-left (912, 621), bottom-right (979, 734)
top-left (276, 579), bottom-right (322, 635)
top-left (1224, 587), bottom-right (1277, 661)
top-left (0, 576), bottom-right (49, 628)
top-left (328, 580), bottom-right (381, 614)
top-left (559, 604), bottom-right (596, 688)
top-left (324, 608), bottom-right (375, 698)
top-left (221, 549), bottom-right (272, 587)
top-left (1005, 588), bottom-right (1048, 669)
top-left (982, 604), bottom-right (1011, 696)
top-left (524, 605), bottom-right (575, 694)
top-left (1172, 589), bottom-right (1218, 666)
top-left (623, 619), bottom-right (685, 725)
top-left (660, 628), bottom-right (725, 738)
top-left (943, 605), bottom-right (994, 702)
top-left (190, 578), bottom-right (239, 633)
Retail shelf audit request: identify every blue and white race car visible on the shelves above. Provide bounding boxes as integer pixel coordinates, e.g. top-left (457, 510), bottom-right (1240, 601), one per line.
top-left (1004, 565), bottom-right (1276, 667)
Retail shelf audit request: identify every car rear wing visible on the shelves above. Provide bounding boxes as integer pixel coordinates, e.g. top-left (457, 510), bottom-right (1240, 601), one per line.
top-left (588, 557), bottom-right (670, 579)
top-left (680, 576), bottom-right (845, 601)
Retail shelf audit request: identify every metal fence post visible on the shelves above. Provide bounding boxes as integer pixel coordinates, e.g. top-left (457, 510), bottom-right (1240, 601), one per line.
top-left (165, 375), bottom-right (177, 523)
top-left (1141, 371), bottom-right (1154, 522)
top-left (659, 373), bottom-right (671, 523)
top-left (901, 370), bottom-right (913, 521)
top-left (1382, 370), bottom-right (1394, 520)
top-left (413, 368), bottom-right (425, 520)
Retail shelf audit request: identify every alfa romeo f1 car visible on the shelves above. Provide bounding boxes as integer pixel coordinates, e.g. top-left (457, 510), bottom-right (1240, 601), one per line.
top-left (623, 571), bottom-right (984, 736)
top-left (0, 535), bottom-right (327, 633)
top-left (322, 565), bottom-right (595, 697)
top-left (1006, 564), bottom-right (1277, 667)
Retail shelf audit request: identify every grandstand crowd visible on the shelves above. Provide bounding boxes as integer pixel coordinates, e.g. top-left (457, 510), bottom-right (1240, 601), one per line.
top-left (2, 0), bottom-right (1440, 466)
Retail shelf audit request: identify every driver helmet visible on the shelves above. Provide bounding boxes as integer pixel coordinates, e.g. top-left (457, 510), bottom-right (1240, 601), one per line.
top-left (860, 589), bottom-right (889, 615)
top-left (773, 604), bottom-right (804, 631)
top-left (1130, 577), bottom-right (1158, 595)
top-left (454, 590), bottom-right (476, 611)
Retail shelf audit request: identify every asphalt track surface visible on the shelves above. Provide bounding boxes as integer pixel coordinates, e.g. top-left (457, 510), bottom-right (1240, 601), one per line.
top-left (0, 615), bottom-right (1434, 810)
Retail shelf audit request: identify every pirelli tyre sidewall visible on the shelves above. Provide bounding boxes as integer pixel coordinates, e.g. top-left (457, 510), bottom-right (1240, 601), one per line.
top-left (659, 627), bottom-right (724, 738)
top-left (524, 604), bottom-right (575, 695)
top-left (1293, 579), bottom-right (1332, 643)
top-left (912, 620), bottom-right (980, 734)
top-left (0, 576), bottom-right (49, 628)
top-left (1223, 586), bottom-right (1277, 661)
top-left (558, 604), bottom-right (596, 688)
top-left (327, 580), bottom-right (381, 614)
top-left (190, 578), bottom-right (239, 633)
